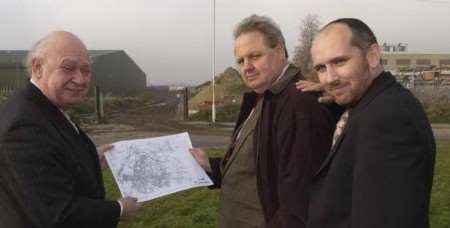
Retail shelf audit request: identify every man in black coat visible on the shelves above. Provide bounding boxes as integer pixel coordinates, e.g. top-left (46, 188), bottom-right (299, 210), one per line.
top-left (0, 31), bottom-right (141, 228)
top-left (306, 18), bottom-right (435, 228)
top-left (191, 15), bottom-right (335, 228)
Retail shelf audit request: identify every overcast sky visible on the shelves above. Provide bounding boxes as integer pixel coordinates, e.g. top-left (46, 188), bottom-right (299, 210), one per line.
top-left (1, 0), bottom-right (450, 85)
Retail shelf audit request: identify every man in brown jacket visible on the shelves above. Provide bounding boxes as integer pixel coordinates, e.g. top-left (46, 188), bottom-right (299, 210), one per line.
top-left (191, 15), bottom-right (336, 228)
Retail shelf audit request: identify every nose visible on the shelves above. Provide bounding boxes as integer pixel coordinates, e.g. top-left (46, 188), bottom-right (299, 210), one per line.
top-left (72, 69), bottom-right (90, 85)
top-left (324, 66), bottom-right (339, 85)
top-left (241, 59), bottom-right (255, 75)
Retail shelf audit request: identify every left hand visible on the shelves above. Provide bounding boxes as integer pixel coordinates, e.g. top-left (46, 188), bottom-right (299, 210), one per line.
top-left (97, 144), bottom-right (114, 170)
top-left (296, 80), bottom-right (334, 104)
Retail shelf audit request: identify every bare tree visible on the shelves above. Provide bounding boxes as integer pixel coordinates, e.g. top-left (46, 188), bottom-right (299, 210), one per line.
top-left (292, 14), bottom-right (321, 81)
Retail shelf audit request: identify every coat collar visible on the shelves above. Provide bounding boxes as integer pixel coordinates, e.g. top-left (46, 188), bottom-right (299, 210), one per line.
top-left (347, 71), bottom-right (396, 119)
top-left (268, 63), bottom-right (301, 95)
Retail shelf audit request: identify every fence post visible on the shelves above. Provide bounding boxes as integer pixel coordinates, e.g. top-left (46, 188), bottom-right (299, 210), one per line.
top-left (95, 86), bottom-right (104, 123)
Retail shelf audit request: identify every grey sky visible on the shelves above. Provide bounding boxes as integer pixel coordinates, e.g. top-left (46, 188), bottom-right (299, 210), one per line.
top-left (1, 0), bottom-right (450, 85)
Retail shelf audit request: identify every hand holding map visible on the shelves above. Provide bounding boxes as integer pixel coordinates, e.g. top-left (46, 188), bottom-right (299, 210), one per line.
top-left (105, 132), bottom-right (213, 202)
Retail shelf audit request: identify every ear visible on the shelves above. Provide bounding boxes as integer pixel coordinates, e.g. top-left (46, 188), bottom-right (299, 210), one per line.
top-left (366, 43), bottom-right (381, 69)
top-left (31, 58), bottom-right (43, 79)
top-left (275, 42), bottom-right (285, 55)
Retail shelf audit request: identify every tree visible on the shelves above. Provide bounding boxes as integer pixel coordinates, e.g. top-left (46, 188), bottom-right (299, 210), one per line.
top-left (292, 14), bottom-right (321, 81)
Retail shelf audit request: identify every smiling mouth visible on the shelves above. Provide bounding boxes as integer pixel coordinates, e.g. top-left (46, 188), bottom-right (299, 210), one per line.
top-left (245, 74), bottom-right (259, 81)
top-left (67, 88), bottom-right (86, 93)
top-left (329, 85), bottom-right (348, 96)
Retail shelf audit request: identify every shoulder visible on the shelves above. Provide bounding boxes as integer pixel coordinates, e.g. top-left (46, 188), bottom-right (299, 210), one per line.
top-left (354, 82), bottom-right (432, 145)
top-left (365, 82), bottom-right (426, 123)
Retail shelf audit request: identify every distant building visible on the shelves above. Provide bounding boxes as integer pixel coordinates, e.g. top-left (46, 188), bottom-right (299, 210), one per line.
top-left (381, 52), bottom-right (450, 89)
top-left (0, 50), bottom-right (146, 96)
top-left (381, 52), bottom-right (450, 74)
top-left (382, 42), bottom-right (408, 52)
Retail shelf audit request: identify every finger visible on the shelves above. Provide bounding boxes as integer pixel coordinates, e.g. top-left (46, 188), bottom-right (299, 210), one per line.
top-left (189, 149), bottom-right (198, 156)
top-left (296, 83), bottom-right (308, 90)
top-left (98, 144), bottom-right (114, 151)
top-left (295, 80), bottom-right (310, 85)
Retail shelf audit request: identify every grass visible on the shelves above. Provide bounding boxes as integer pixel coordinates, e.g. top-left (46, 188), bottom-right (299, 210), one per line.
top-left (430, 141), bottom-right (450, 228)
top-left (104, 144), bottom-right (450, 228)
top-left (104, 149), bottom-right (223, 228)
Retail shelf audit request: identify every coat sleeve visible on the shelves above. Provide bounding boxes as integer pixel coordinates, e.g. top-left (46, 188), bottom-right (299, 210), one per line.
top-left (3, 120), bottom-right (120, 228)
top-left (267, 93), bottom-right (334, 228)
top-left (207, 157), bottom-right (223, 189)
top-left (350, 100), bottom-right (435, 228)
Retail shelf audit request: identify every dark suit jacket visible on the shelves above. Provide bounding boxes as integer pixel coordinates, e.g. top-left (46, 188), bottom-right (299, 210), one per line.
top-left (307, 71), bottom-right (436, 228)
top-left (0, 82), bottom-right (120, 228)
top-left (0, 147), bottom-right (36, 228)
top-left (210, 65), bottom-right (336, 228)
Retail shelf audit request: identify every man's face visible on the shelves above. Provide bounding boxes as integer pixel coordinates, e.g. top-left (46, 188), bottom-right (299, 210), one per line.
top-left (234, 31), bottom-right (286, 94)
top-left (311, 24), bottom-right (374, 107)
top-left (33, 35), bottom-right (91, 109)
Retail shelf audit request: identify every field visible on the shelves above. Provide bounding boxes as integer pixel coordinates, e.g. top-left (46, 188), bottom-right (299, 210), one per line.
top-left (104, 142), bottom-right (450, 228)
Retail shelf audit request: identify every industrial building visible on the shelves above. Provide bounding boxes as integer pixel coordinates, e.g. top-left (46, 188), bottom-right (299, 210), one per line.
top-left (381, 52), bottom-right (450, 73)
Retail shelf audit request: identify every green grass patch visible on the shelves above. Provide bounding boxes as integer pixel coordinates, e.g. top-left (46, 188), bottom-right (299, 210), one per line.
top-left (430, 140), bottom-right (450, 228)
top-left (104, 143), bottom-right (450, 228)
top-left (104, 149), bottom-right (223, 228)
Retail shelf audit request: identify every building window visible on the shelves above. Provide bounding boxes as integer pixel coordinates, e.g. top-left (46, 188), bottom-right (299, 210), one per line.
top-left (396, 59), bottom-right (411, 66)
top-left (381, 59), bottom-right (388, 65)
top-left (439, 59), bottom-right (450, 66)
top-left (416, 59), bottom-right (431, 65)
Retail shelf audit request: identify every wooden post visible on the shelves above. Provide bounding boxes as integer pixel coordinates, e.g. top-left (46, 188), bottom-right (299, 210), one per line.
top-left (95, 86), bottom-right (104, 123)
top-left (183, 87), bottom-right (189, 121)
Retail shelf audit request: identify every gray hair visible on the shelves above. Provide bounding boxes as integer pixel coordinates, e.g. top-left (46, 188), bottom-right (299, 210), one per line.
top-left (24, 31), bottom-right (92, 75)
top-left (234, 14), bottom-right (288, 58)
top-left (24, 36), bottom-right (51, 75)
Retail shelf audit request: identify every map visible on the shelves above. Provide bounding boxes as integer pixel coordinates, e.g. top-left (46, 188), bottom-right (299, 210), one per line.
top-left (104, 132), bottom-right (213, 202)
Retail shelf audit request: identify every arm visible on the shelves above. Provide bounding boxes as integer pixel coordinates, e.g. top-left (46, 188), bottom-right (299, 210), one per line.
top-left (208, 157), bottom-right (223, 188)
top-left (267, 94), bottom-right (334, 228)
top-left (4, 121), bottom-right (121, 228)
top-left (97, 144), bottom-right (113, 170)
top-left (295, 80), bottom-right (334, 104)
top-left (351, 103), bottom-right (435, 228)
top-left (190, 148), bottom-right (222, 188)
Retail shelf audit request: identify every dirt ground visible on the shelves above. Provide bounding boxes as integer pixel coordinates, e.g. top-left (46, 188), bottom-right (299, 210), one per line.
top-left (431, 123), bottom-right (450, 141)
top-left (85, 121), bottom-right (450, 149)
top-left (84, 100), bottom-right (234, 148)
top-left (84, 100), bottom-right (450, 147)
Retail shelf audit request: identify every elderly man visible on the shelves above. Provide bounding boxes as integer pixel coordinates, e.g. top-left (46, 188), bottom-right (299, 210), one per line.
top-left (306, 18), bottom-right (435, 228)
top-left (191, 15), bottom-right (335, 228)
top-left (0, 31), bottom-right (141, 228)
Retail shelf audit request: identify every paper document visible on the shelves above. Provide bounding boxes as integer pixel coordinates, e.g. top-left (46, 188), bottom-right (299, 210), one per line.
top-left (105, 132), bottom-right (213, 202)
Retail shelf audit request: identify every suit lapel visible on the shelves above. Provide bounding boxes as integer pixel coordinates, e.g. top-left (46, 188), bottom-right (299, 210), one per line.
top-left (222, 112), bottom-right (258, 175)
top-left (222, 97), bottom-right (263, 176)
top-left (314, 118), bottom-right (352, 176)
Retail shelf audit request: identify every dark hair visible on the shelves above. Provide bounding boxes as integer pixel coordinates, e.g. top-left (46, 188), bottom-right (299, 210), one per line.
top-left (234, 14), bottom-right (288, 58)
top-left (323, 18), bottom-right (378, 53)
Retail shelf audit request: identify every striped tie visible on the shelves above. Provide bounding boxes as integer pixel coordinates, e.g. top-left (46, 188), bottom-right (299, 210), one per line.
top-left (331, 110), bottom-right (349, 148)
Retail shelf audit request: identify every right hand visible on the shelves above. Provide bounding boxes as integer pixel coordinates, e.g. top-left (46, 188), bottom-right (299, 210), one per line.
top-left (119, 197), bottom-right (142, 221)
top-left (190, 148), bottom-right (211, 171)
